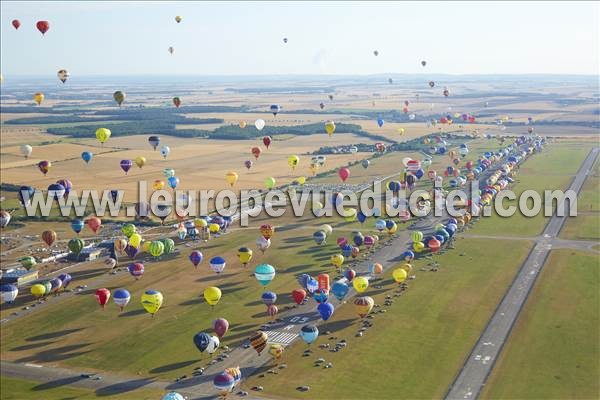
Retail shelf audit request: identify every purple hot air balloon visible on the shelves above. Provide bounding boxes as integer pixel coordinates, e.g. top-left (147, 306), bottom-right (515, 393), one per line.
top-left (124, 244), bottom-right (138, 259)
top-left (58, 273), bottom-right (72, 289)
top-left (56, 179), bottom-right (73, 196)
top-left (189, 250), bottom-right (203, 268)
top-left (120, 159), bottom-right (133, 175)
top-left (244, 160), bottom-right (253, 170)
top-left (49, 277), bottom-right (63, 293)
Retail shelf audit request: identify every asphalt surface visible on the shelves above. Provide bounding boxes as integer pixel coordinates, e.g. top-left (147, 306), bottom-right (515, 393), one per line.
top-left (445, 147), bottom-right (599, 400)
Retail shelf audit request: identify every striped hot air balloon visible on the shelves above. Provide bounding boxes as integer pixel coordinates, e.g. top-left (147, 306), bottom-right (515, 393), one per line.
top-left (249, 330), bottom-right (268, 355)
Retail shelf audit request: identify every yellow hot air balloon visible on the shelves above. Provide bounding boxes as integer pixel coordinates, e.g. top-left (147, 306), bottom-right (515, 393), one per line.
top-left (353, 276), bottom-right (369, 293)
top-left (325, 121), bottom-right (336, 136)
top-left (413, 241), bottom-right (425, 252)
top-left (287, 155), bottom-right (299, 170)
top-left (354, 296), bottom-right (374, 318)
top-left (393, 268), bottom-right (408, 283)
top-left (129, 233), bottom-right (142, 248)
top-left (296, 176), bottom-right (306, 185)
top-left (142, 240), bottom-right (152, 253)
top-left (320, 224), bottom-right (333, 235)
top-left (141, 290), bottom-right (163, 316)
top-left (343, 208), bottom-right (357, 222)
top-left (209, 223), bottom-right (220, 233)
top-left (239, 121), bottom-right (247, 128)
top-left (31, 283), bottom-right (46, 298)
top-left (175, 15), bottom-right (182, 23)
top-left (153, 180), bottom-right (165, 190)
top-left (134, 156), bottom-right (146, 168)
top-left (397, 128), bottom-right (405, 135)
top-left (225, 171), bottom-right (239, 187)
top-left (265, 177), bottom-right (276, 189)
top-left (34, 92), bottom-right (44, 105)
top-left (238, 247), bottom-right (253, 266)
top-left (204, 286), bottom-right (222, 306)
top-left (269, 344), bottom-right (284, 361)
top-left (386, 221), bottom-right (397, 235)
top-left (331, 254), bottom-right (344, 269)
top-left (195, 218), bottom-right (208, 229)
top-left (95, 128), bottom-right (111, 145)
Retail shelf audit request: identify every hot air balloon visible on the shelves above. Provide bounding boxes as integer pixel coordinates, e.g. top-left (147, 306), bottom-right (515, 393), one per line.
top-left (36, 20), bottom-right (50, 35)
top-left (255, 119), bottom-right (266, 131)
top-left (300, 325), bottom-right (319, 345)
top-left (254, 264), bottom-right (275, 286)
top-left (244, 160), bottom-right (253, 170)
top-left (250, 330), bottom-right (268, 355)
top-left (1, 284), bottom-right (18, 303)
top-left (331, 281), bottom-right (349, 301)
top-left (213, 317), bottom-right (229, 338)
top-left (20, 144), bottom-right (32, 159)
top-left (317, 302), bottom-right (334, 321)
top-left (189, 250), bottom-right (203, 268)
top-left (37, 160), bottom-right (50, 175)
top-left (325, 121), bottom-right (336, 136)
top-left (251, 147), bottom-right (261, 159)
top-left (204, 286), bottom-right (222, 306)
top-left (0, 211), bottom-right (11, 229)
top-left (393, 268), bottom-right (408, 283)
top-left (95, 128), bottom-right (111, 145)
top-left (421, 60), bottom-right (427, 67)
top-left (319, 102), bottom-right (325, 109)
top-left (167, 176), bottom-right (179, 189)
top-left (264, 177), bottom-right (276, 189)
top-left (12, 19), bottom-right (20, 30)
top-left (443, 88), bottom-right (449, 97)
top-left (353, 276), bottom-right (369, 293)
top-left (120, 159), bottom-right (133, 174)
top-left (141, 290), bottom-right (163, 316)
top-left (239, 121), bottom-right (247, 128)
top-left (112, 91), bottom-right (126, 107)
top-left (292, 288), bottom-right (306, 305)
top-left (368, 263), bottom-right (383, 275)
top-left (194, 332), bottom-right (211, 353)
top-left (31, 283), bottom-right (46, 298)
top-left (159, 145), bottom-right (170, 159)
top-left (354, 296), bottom-right (374, 317)
top-left (113, 289), bottom-right (131, 311)
top-left (373, 50), bottom-right (379, 56)
top-left (148, 241), bottom-right (164, 258)
top-left (225, 171), bottom-right (238, 187)
top-left (41, 230), bottom-right (57, 247)
top-left (377, 117), bottom-right (384, 127)
top-left (175, 15), bottom-right (182, 23)
top-left (262, 135), bottom-right (271, 148)
top-left (256, 236), bottom-right (271, 254)
top-left (47, 183), bottom-right (65, 200)
top-left (288, 155), bottom-right (299, 170)
top-left (237, 247), bottom-right (253, 267)
top-left (362, 159), bottom-right (370, 169)
top-left (95, 288), bottom-right (111, 309)
top-left (213, 372), bottom-right (235, 396)
top-left (168, 46), bottom-right (174, 55)
top-left (68, 238), bottom-right (85, 255)
top-left (209, 256), bottom-right (226, 274)
top-left (172, 97), bottom-right (181, 108)
top-left (313, 230), bottom-right (327, 245)
top-left (127, 262), bottom-right (144, 279)
top-left (86, 217), bottom-right (101, 234)
top-left (270, 104), bottom-right (281, 116)
top-left (330, 254), bottom-right (344, 270)
top-left (81, 151), bottom-right (93, 164)
top-left (32, 92), bottom-right (45, 106)
top-left (338, 167), bottom-right (350, 182)
top-left (57, 69), bottom-right (70, 83)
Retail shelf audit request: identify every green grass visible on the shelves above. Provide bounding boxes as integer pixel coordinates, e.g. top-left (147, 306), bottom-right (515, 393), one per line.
top-left (481, 250), bottom-right (600, 400)
top-left (0, 376), bottom-right (162, 400)
top-left (245, 238), bottom-right (532, 399)
top-left (560, 214), bottom-right (600, 241)
top-left (471, 143), bottom-right (592, 237)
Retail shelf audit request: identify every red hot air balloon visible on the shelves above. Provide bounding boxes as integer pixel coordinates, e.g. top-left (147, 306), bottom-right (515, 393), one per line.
top-left (36, 20), bottom-right (50, 35)
top-left (262, 136), bottom-right (272, 149)
top-left (87, 217), bottom-right (102, 234)
top-left (251, 147), bottom-right (261, 159)
top-left (212, 317), bottom-right (229, 338)
top-left (338, 167), bottom-right (350, 182)
top-left (12, 19), bottom-right (21, 30)
top-left (95, 288), bottom-right (111, 309)
top-left (428, 238), bottom-right (441, 253)
top-left (292, 288), bottom-right (306, 305)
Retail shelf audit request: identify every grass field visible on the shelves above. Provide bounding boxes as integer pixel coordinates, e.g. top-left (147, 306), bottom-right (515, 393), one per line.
top-left (469, 142), bottom-right (593, 237)
top-left (480, 250), bottom-right (600, 400)
top-left (0, 376), bottom-right (163, 400)
top-left (244, 238), bottom-right (532, 399)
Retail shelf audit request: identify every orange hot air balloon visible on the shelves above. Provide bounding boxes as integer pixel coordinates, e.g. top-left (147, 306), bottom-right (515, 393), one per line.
top-left (251, 147), bottom-right (261, 159)
top-left (41, 230), bottom-right (57, 247)
top-left (87, 217), bottom-right (102, 234)
top-left (260, 224), bottom-right (274, 239)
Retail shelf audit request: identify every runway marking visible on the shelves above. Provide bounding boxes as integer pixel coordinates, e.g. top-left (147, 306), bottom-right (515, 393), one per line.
top-left (267, 331), bottom-right (299, 345)
top-left (24, 363), bottom-right (42, 368)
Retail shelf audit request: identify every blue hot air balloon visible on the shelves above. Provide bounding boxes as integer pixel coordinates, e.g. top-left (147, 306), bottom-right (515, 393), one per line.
top-left (313, 230), bottom-right (327, 245)
top-left (113, 288), bottom-right (131, 311)
top-left (261, 291), bottom-right (277, 306)
top-left (377, 116), bottom-right (384, 127)
top-left (313, 288), bottom-right (329, 304)
top-left (1, 284), bottom-right (19, 303)
top-left (353, 233), bottom-right (364, 247)
top-left (168, 176), bottom-right (179, 190)
top-left (47, 183), bottom-right (65, 200)
top-left (193, 332), bottom-right (211, 353)
top-left (297, 273), bottom-right (310, 290)
top-left (317, 302), bottom-right (334, 321)
top-left (81, 151), bottom-right (93, 164)
top-left (58, 273), bottom-right (72, 288)
top-left (400, 251), bottom-right (415, 262)
top-left (341, 244), bottom-right (353, 258)
top-left (375, 219), bottom-right (386, 231)
top-left (71, 219), bottom-right (84, 234)
top-left (357, 211), bottom-right (367, 224)
top-left (331, 281), bottom-right (349, 301)
top-left (306, 277), bottom-right (318, 294)
top-left (299, 325), bottom-right (319, 345)
top-left (18, 186), bottom-right (35, 207)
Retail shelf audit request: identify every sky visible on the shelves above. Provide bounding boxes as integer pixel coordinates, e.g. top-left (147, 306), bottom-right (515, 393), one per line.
top-left (1, 1), bottom-right (598, 77)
